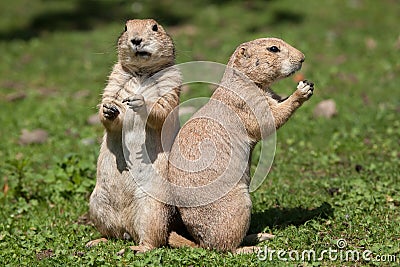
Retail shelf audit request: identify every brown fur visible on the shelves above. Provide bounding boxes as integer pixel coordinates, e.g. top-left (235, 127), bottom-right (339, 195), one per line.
top-left (167, 38), bottom-right (314, 252)
top-left (87, 19), bottom-right (181, 252)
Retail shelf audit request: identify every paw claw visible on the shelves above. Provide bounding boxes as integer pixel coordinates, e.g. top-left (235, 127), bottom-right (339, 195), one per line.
top-left (123, 94), bottom-right (145, 112)
top-left (296, 80), bottom-right (314, 99)
top-left (102, 103), bottom-right (120, 120)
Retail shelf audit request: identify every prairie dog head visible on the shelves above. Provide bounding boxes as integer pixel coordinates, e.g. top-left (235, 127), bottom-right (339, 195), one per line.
top-left (228, 38), bottom-right (305, 88)
top-left (118, 19), bottom-right (175, 73)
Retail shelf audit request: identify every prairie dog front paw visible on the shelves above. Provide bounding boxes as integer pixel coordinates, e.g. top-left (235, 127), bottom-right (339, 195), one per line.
top-left (123, 94), bottom-right (145, 112)
top-left (102, 103), bottom-right (120, 120)
top-left (296, 80), bottom-right (314, 100)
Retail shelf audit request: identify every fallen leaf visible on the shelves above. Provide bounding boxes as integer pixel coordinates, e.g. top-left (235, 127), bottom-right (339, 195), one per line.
top-left (293, 73), bottom-right (305, 83)
top-left (3, 176), bottom-right (9, 195)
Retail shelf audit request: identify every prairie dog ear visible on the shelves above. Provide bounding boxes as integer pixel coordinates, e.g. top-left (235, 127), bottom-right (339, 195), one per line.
top-left (239, 46), bottom-right (251, 59)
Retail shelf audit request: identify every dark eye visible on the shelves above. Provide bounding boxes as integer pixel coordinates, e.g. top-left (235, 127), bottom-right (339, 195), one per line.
top-left (124, 25), bottom-right (127, 31)
top-left (152, 24), bottom-right (158, 32)
top-left (267, 46), bottom-right (280, 53)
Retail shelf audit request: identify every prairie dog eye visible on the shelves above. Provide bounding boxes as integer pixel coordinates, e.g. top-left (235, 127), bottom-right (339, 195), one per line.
top-left (267, 46), bottom-right (280, 53)
top-left (124, 25), bottom-right (127, 31)
top-left (152, 24), bottom-right (158, 32)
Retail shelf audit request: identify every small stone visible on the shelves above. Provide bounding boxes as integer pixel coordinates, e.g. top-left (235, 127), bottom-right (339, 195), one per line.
top-left (73, 90), bottom-right (91, 99)
top-left (81, 138), bottom-right (96, 146)
top-left (19, 129), bottom-right (49, 145)
top-left (365, 37), bottom-right (377, 50)
top-left (313, 99), bottom-right (337, 118)
top-left (87, 114), bottom-right (100, 125)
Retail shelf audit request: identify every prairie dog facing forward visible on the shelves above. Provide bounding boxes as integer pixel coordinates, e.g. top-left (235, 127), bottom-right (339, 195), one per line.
top-left (167, 38), bottom-right (314, 253)
top-left (87, 19), bottom-right (181, 252)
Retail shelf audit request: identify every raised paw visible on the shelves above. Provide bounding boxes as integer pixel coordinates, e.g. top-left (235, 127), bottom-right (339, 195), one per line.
top-left (102, 103), bottom-right (120, 120)
top-left (296, 80), bottom-right (314, 100)
top-left (123, 94), bottom-right (145, 112)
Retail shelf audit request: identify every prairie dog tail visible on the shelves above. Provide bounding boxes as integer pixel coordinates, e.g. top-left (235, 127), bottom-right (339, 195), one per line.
top-left (168, 231), bottom-right (199, 248)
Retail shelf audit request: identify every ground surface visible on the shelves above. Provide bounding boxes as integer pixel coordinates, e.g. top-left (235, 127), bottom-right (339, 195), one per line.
top-left (0, 0), bottom-right (399, 266)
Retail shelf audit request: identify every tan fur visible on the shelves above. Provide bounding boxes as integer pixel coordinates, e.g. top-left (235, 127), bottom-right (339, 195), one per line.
top-left (167, 38), bottom-right (314, 252)
top-left (168, 231), bottom-right (199, 248)
top-left (87, 19), bottom-right (181, 252)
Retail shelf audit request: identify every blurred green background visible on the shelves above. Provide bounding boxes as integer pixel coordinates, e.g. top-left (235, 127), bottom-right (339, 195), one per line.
top-left (0, 0), bottom-right (399, 266)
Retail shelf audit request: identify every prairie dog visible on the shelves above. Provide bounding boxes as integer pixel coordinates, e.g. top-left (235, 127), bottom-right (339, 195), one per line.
top-left (167, 38), bottom-right (314, 252)
top-left (87, 19), bottom-right (181, 252)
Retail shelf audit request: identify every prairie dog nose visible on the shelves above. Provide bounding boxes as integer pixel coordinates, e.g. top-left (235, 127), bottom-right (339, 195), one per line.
top-left (131, 38), bottom-right (142, 46)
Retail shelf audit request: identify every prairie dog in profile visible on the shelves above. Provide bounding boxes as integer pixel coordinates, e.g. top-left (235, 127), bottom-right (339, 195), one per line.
top-left (87, 19), bottom-right (181, 252)
top-left (167, 38), bottom-right (314, 253)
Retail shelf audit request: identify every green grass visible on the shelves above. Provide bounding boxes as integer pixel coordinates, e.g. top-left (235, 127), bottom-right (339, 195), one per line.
top-left (0, 0), bottom-right (399, 266)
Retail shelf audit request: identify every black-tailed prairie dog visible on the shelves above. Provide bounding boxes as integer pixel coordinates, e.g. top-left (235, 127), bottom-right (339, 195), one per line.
top-left (87, 19), bottom-right (181, 252)
top-left (167, 38), bottom-right (314, 253)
